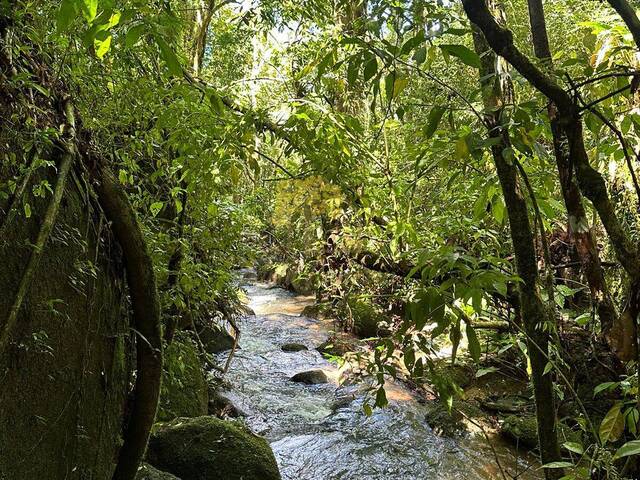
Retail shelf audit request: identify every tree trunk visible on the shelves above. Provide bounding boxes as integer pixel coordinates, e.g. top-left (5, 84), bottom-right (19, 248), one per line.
top-left (526, 0), bottom-right (623, 356)
top-left (470, 3), bottom-right (563, 476)
top-left (94, 167), bottom-right (163, 480)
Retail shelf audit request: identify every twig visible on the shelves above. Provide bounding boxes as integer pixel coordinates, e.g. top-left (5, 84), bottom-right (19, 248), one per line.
top-left (223, 316), bottom-right (240, 374)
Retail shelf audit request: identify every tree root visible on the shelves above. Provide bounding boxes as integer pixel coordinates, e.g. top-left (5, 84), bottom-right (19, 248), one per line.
top-left (94, 166), bottom-right (163, 480)
top-left (0, 98), bottom-right (75, 357)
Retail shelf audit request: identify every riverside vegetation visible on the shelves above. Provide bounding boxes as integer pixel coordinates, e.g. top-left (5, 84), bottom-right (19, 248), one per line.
top-left (6, 0), bottom-right (640, 479)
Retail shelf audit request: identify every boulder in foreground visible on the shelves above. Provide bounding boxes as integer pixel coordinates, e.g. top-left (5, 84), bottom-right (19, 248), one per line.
top-left (147, 416), bottom-right (281, 480)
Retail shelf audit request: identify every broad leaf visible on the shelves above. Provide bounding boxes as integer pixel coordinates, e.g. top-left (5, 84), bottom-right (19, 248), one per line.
top-left (439, 44), bottom-right (481, 68)
top-left (466, 324), bottom-right (481, 362)
top-left (600, 402), bottom-right (624, 444)
top-left (613, 439), bottom-right (640, 460)
top-left (423, 107), bottom-right (445, 139)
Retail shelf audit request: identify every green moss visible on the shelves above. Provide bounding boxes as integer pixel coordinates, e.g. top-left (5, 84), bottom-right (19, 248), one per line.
top-left (197, 323), bottom-right (234, 354)
top-left (501, 415), bottom-right (581, 450)
top-left (147, 416), bottom-right (281, 480)
top-left (157, 333), bottom-right (208, 421)
top-left (344, 297), bottom-right (384, 338)
top-left (431, 361), bottom-right (474, 389)
top-left (424, 398), bottom-right (485, 436)
top-left (257, 262), bottom-right (315, 294)
top-left (0, 166), bottom-right (131, 479)
top-left (136, 463), bottom-right (180, 479)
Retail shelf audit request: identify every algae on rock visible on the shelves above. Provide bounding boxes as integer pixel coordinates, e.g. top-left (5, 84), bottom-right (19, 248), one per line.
top-left (147, 416), bottom-right (281, 480)
top-left (157, 333), bottom-right (208, 421)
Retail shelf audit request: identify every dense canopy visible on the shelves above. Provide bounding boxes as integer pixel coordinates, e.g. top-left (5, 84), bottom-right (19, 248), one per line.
top-left (6, 0), bottom-right (640, 479)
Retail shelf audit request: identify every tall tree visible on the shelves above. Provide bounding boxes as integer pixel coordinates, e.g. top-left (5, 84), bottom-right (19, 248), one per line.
top-left (526, 0), bottom-right (626, 359)
top-left (470, 1), bottom-right (563, 475)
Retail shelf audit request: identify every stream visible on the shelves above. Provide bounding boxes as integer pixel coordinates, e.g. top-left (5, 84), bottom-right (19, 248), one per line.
top-left (216, 270), bottom-right (540, 480)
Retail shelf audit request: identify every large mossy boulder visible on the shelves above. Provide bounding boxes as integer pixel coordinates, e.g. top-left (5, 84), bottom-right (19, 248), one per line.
top-left (196, 323), bottom-right (235, 354)
top-left (0, 165), bottom-right (131, 478)
top-left (257, 262), bottom-right (315, 294)
top-left (501, 415), bottom-right (581, 450)
top-left (501, 415), bottom-right (538, 448)
top-left (147, 416), bottom-right (281, 480)
top-left (157, 334), bottom-right (208, 421)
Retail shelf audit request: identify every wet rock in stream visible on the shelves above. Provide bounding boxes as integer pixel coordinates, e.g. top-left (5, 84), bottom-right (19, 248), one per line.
top-left (290, 369), bottom-right (329, 384)
top-left (208, 389), bottom-right (248, 418)
top-left (216, 278), bottom-right (542, 480)
top-left (281, 342), bottom-right (308, 352)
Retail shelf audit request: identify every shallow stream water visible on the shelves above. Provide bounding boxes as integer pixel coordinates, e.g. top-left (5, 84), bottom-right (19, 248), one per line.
top-left (217, 271), bottom-right (540, 480)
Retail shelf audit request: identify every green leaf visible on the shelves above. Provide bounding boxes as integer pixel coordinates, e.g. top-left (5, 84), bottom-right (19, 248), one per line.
top-left (413, 46), bottom-right (427, 65)
top-left (150, 201), bottom-right (164, 217)
top-left (455, 136), bottom-right (470, 159)
top-left (563, 442), bottom-right (584, 455)
top-left (439, 44), bottom-right (481, 68)
top-left (363, 403), bottom-right (373, 416)
top-left (209, 91), bottom-right (225, 114)
top-left (593, 381), bottom-right (617, 397)
top-left (57, 0), bottom-right (76, 31)
top-left (347, 56), bottom-right (360, 88)
top-left (476, 367), bottom-right (497, 378)
top-left (423, 107), bottom-right (445, 139)
top-left (613, 440), bottom-right (640, 460)
top-left (492, 198), bottom-right (505, 224)
top-left (466, 324), bottom-right (481, 362)
top-left (94, 35), bottom-right (112, 59)
top-left (384, 72), bottom-right (395, 100)
top-left (541, 461), bottom-right (574, 469)
top-left (363, 57), bottom-right (378, 82)
top-left (24, 202), bottom-right (31, 219)
top-left (393, 77), bottom-right (409, 98)
top-left (125, 24), bottom-right (146, 48)
top-left (79, 0), bottom-right (98, 23)
top-left (599, 402), bottom-right (624, 444)
top-left (155, 36), bottom-right (182, 77)
top-left (375, 387), bottom-right (388, 407)
top-left (574, 312), bottom-right (591, 326)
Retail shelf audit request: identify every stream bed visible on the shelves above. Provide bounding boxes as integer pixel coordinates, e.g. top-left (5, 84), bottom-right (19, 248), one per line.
top-left (217, 271), bottom-right (540, 480)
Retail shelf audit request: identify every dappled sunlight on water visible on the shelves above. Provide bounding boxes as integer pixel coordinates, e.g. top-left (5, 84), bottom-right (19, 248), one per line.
top-left (217, 271), bottom-right (541, 480)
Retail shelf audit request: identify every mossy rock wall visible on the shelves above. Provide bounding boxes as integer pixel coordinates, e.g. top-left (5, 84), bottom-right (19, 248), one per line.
top-left (157, 332), bottom-right (209, 421)
top-left (0, 168), bottom-right (132, 479)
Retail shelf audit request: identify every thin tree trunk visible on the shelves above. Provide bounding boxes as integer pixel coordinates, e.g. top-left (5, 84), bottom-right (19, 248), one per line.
top-left (163, 188), bottom-right (187, 343)
top-left (526, 0), bottom-right (623, 356)
top-left (470, 3), bottom-right (563, 476)
top-left (95, 167), bottom-right (163, 480)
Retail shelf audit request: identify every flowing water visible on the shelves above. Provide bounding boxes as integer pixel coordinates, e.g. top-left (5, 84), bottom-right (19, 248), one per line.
top-left (217, 271), bottom-right (540, 480)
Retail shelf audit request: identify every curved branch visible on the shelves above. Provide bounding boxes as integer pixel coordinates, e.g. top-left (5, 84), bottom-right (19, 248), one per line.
top-left (606, 0), bottom-right (640, 50)
top-left (462, 0), bottom-right (573, 112)
top-left (95, 167), bottom-right (163, 480)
